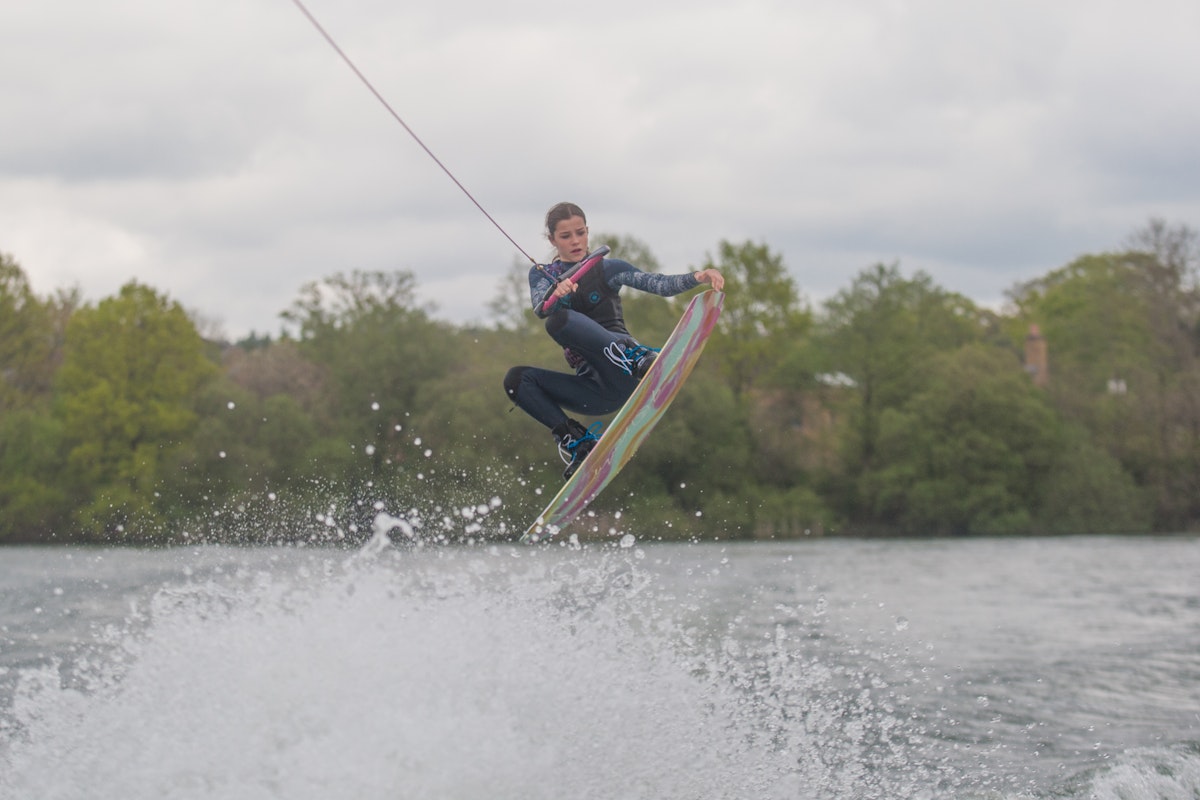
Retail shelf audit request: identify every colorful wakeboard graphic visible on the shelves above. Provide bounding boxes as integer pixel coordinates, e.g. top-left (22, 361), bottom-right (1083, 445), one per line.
top-left (521, 289), bottom-right (724, 543)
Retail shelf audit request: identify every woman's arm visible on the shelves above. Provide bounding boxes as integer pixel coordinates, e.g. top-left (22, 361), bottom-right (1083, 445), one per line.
top-left (607, 260), bottom-right (724, 296)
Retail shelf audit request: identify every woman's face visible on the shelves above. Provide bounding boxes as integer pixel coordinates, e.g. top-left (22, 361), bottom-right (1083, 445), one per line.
top-left (549, 215), bottom-right (589, 263)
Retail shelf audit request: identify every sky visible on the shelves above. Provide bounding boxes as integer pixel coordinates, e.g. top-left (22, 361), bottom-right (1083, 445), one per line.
top-left (3, 0), bottom-right (1199, 340)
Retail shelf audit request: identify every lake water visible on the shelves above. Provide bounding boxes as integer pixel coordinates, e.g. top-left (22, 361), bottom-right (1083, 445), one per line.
top-left (1, 532), bottom-right (1197, 799)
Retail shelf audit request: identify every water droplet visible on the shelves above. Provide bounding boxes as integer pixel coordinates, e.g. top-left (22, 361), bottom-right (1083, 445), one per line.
top-left (895, 616), bottom-right (910, 631)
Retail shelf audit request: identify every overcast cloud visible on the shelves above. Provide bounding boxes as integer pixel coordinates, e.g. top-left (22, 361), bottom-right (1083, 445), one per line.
top-left (2, 0), bottom-right (1198, 339)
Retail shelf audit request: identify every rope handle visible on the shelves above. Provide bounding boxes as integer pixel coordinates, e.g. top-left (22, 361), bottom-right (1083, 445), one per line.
top-left (537, 245), bottom-right (611, 314)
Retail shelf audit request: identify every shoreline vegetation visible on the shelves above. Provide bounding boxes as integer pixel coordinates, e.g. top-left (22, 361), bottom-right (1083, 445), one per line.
top-left (2, 220), bottom-right (1198, 545)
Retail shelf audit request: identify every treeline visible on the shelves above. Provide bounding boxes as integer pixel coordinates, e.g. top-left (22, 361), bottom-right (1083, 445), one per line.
top-left (2, 220), bottom-right (1198, 544)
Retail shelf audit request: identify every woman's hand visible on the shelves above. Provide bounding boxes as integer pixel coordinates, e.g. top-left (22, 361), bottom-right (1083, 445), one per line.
top-left (693, 269), bottom-right (725, 291)
top-left (552, 278), bottom-right (578, 299)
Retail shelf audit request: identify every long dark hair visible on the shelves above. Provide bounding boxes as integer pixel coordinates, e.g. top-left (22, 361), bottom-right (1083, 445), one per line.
top-left (544, 202), bottom-right (586, 239)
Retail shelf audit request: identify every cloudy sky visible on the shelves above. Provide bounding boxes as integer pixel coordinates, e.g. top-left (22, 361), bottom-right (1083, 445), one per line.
top-left (2, 0), bottom-right (1198, 339)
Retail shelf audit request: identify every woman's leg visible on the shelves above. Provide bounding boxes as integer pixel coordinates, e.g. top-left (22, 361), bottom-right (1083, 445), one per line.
top-left (502, 365), bottom-right (625, 429)
top-left (544, 309), bottom-right (644, 389)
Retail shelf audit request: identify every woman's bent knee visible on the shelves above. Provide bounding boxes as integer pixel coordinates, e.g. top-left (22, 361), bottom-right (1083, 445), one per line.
top-left (503, 366), bottom-right (529, 400)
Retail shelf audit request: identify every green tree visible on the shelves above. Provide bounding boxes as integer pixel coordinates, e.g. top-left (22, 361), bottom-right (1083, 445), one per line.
top-left (0, 257), bottom-right (81, 540)
top-left (55, 282), bottom-right (217, 537)
top-left (598, 232), bottom-right (683, 344)
top-left (698, 240), bottom-right (811, 396)
top-left (867, 345), bottom-right (1061, 535)
top-left (0, 408), bottom-right (68, 540)
top-left (1009, 223), bottom-right (1200, 529)
top-left (487, 257), bottom-right (542, 334)
top-left (1123, 217), bottom-right (1199, 295)
top-left (282, 269), bottom-right (457, 484)
top-left (0, 253), bottom-right (57, 410)
top-left (1009, 253), bottom-right (1158, 394)
top-left (817, 263), bottom-right (987, 471)
top-left (170, 382), bottom-right (301, 491)
top-left (1034, 425), bottom-right (1151, 533)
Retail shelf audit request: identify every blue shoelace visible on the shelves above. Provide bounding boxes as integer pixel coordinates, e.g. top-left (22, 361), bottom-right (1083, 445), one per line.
top-left (603, 343), bottom-right (661, 376)
top-left (558, 422), bottom-right (604, 465)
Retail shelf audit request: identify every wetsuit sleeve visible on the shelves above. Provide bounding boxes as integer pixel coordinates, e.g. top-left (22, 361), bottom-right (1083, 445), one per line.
top-left (604, 259), bottom-right (702, 297)
top-left (528, 267), bottom-right (558, 318)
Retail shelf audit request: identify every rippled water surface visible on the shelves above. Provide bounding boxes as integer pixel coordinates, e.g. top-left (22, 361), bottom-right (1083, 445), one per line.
top-left (2, 534), bottom-right (1198, 799)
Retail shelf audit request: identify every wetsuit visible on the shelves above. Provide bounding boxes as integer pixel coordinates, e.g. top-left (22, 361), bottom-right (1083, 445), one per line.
top-left (503, 257), bottom-right (701, 430)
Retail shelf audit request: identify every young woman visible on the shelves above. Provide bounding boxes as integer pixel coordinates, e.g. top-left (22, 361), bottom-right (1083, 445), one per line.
top-left (503, 202), bottom-right (725, 479)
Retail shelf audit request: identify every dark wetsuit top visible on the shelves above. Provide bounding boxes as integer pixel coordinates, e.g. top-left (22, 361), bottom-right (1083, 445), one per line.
top-left (529, 257), bottom-right (700, 334)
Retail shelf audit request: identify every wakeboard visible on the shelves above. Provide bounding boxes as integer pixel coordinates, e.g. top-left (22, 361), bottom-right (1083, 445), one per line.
top-left (521, 289), bottom-right (724, 543)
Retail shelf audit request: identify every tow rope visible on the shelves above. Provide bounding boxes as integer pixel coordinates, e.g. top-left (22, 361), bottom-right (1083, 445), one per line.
top-left (289, 0), bottom-right (539, 266)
